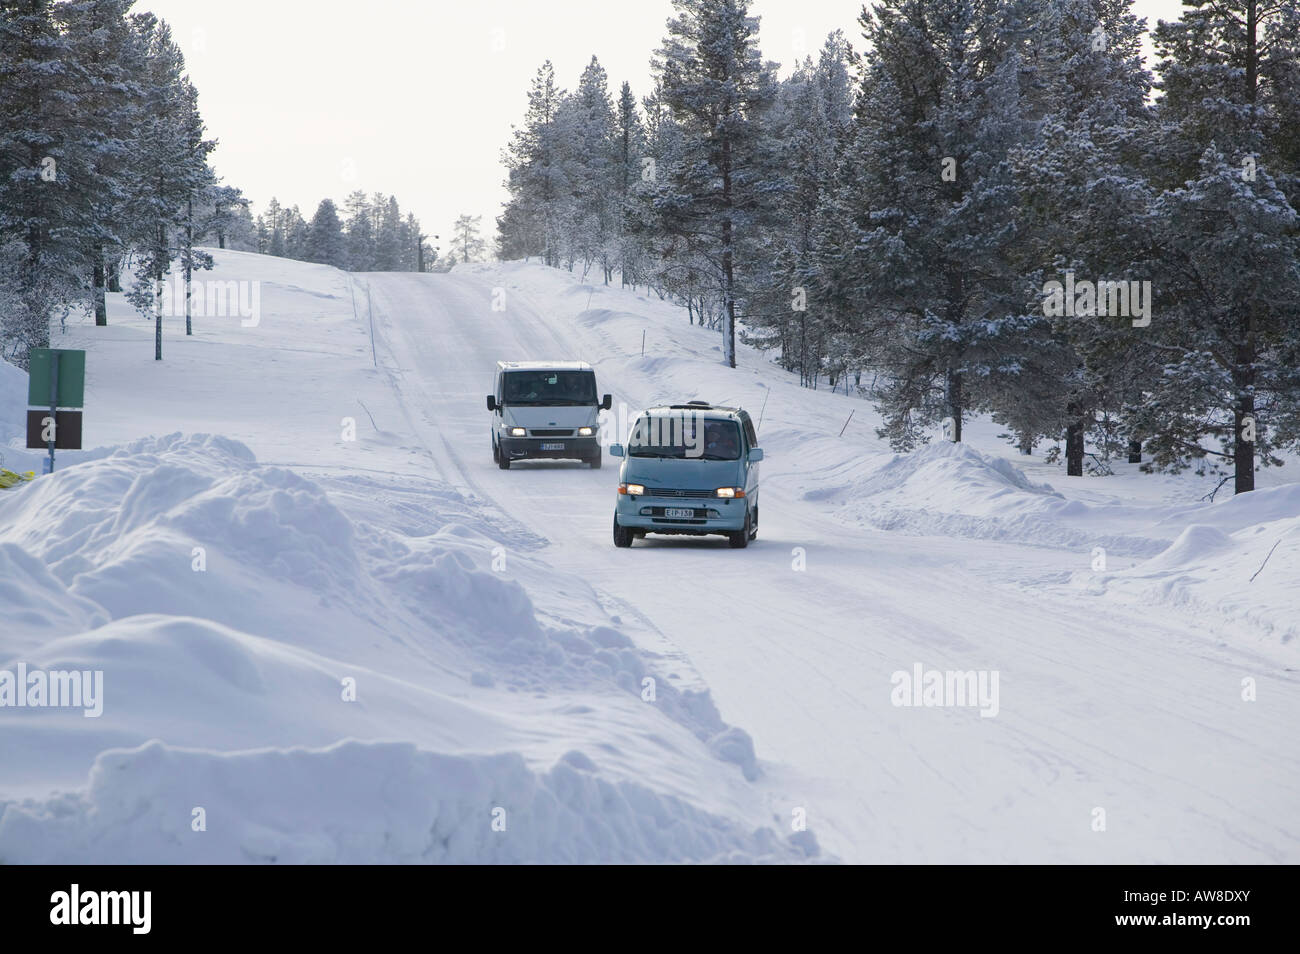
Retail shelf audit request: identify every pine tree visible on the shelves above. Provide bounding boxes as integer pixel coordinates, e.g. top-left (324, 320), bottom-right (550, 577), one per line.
top-left (121, 15), bottom-right (214, 358)
top-left (200, 184), bottom-right (251, 250)
top-left (562, 56), bottom-right (619, 282)
top-left (453, 213), bottom-right (486, 263)
top-left (305, 198), bottom-right (347, 268)
top-left (651, 0), bottom-right (779, 368)
top-left (499, 61), bottom-right (567, 264)
top-left (372, 195), bottom-right (402, 269)
top-left (833, 0), bottom-right (1030, 447)
top-left (997, 0), bottom-right (1155, 473)
top-left (281, 204), bottom-right (308, 260)
top-left (614, 80), bottom-right (646, 286)
top-left (0, 0), bottom-right (91, 361)
top-left (264, 197), bottom-right (286, 257)
top-left (1138, 0), bottom-right (1300, 492)
top-left (749, 32), bottom-right (855, 388)
top-left (343, 190), bottom-right (374, 270)
top-left (59, 0), bottom-right (146, 328)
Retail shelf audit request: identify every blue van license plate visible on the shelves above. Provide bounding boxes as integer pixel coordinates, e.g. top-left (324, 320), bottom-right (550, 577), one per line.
top-left (664, 508), bottom-right (695, 519)
top-left (540, 443), bottom-right (564, 450)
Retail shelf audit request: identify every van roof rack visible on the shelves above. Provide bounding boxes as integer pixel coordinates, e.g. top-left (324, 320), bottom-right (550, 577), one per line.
top-left (654, 402), bottom-right (744, 417)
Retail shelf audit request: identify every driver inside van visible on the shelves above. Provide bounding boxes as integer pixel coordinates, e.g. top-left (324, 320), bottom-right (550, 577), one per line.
top-left (703, 423), bottom-right (739, 459)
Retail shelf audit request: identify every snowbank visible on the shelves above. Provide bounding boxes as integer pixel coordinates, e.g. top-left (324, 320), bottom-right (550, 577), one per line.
top-left (800, 439), bottom-right (1165, 556)
top-left (0, 738), bottom-right (798, 864)
top-left (1084, 484), bottom-right (1300, 645)
top-left (0, 430), bottom-right (786, 860)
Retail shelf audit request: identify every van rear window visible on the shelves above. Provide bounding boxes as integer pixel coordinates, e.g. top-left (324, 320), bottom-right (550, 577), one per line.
top-left (502, 371), bottom-right (596, 405)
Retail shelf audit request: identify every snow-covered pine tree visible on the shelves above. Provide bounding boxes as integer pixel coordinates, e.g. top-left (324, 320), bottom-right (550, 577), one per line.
top-left (615, 80), bottom-right (646, 288)
top-left (122, 15), bottom-right (214, 358)
top-left (498, 61), bottom-right (567, 265)
top-left (835, 0), bottom-right (1030, 448)
top-left (343, 190), bottom-right (374, 270)
top-left (747, 32), bottom-right (854, 388)
top-left (372, 196), bottom-right (403, 270)
top-left (304, 198), bottom-right (347, 268)
top-left (624, 77), bottom-right (681, 301)
top-left (263, 197), bottom-right (286, 257)
top-left (1127, 146), bottom-right (1300, 491)
top-left (177, 80), bottom-right (215, 336)
top-left (997, 0), bottom-right (1155, 473)
top-left (58, 0), bottom-right (146, 328)
top-left (1136, 0), bottom-right (1300, 492)
top-left (0, 0), bottom-right (93, 361)
top-left (282, 204), bottom-right (309, 261)
top-left (200, 184), bottom-right (253, 250)
top-left (453, 214), bottom-right (486, 263)
top-left (554, 56), bottom-right (618, 282)
top-left (651, 0), bottom-right (778, 368)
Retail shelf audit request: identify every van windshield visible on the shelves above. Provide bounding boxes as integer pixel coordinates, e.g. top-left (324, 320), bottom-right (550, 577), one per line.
top-left (502, 370), bottom-right (596, 405)
top-left (628, 416), bottom-right (741, 461)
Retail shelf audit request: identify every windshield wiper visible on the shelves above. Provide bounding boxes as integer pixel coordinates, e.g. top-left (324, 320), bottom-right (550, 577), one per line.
top-left (699, 453), bottom-right (737, 461)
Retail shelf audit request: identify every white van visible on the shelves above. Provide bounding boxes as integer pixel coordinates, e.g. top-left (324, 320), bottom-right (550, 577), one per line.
top-left (486, 361), bottom-right (612, 469)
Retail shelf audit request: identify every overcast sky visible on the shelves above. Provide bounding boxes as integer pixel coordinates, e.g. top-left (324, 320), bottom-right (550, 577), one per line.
top-left (143, 0), bottom-right (1189, 257)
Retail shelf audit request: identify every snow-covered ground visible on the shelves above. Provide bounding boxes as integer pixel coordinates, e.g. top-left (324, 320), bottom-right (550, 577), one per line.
top-left (1, 249), bottom-right (1296, 863)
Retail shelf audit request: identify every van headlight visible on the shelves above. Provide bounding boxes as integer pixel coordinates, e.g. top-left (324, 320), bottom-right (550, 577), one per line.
top-left (578, 426), bottom-right (594, 436)
top-left (620, 483), bottom-right (645, 496)
top-left (715, 487), bottom-right (745, 498)
top-left (509, 427), bottom-right (526, 437)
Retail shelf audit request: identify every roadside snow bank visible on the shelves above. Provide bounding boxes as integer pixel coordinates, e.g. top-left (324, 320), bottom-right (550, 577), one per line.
top-left (0, 738), bottom-right (799, 864)
top-left (805, 440), bottom-right (1163, 555)
top-left (0, 433), bottom-right (784, 860)
top-left (1083, 484), bottom-right (1300, 645)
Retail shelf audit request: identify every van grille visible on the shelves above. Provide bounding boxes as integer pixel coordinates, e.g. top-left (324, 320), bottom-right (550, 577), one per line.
top-left (643, 488), bottom-right (715, 498)
top-left (529, 429), bottom-right (572, 437)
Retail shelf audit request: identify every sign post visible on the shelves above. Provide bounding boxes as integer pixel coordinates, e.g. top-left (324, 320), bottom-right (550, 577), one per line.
top-left (26, 348), bottom-right (85, 472)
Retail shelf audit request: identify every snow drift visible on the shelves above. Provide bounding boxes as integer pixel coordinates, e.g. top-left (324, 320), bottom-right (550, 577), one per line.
top-left (1085, 483), bottom-right (1300, 645)
top-left (0, 431), bottom-right (794, 862)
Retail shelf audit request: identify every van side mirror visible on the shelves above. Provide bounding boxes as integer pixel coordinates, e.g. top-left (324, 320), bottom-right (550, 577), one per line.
top-left (610, 444), bottom-right (625, 458)
top-left (486, 395), bottom-right (497, 412)
top-left (602, 394), bottom-right (612, 410)
top-left (748, 448), bottom-right (764, 462)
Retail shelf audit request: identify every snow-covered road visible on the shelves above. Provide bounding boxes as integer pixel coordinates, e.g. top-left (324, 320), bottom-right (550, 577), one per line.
top-left (361, 267), bottom-right (1300, 863)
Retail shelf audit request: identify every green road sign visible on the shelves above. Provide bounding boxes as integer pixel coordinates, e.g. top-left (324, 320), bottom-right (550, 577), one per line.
top-left (27, 348), bottom-right (85, 408)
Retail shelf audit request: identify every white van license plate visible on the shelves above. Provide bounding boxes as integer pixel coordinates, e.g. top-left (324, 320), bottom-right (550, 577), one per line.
top-left (664, 508), bottom-right (696, 519)
top-left (540, 443), bottom-right (564, 450)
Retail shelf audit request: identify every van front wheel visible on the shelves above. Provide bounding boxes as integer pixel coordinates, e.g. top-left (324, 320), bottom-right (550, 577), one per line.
top-left (728, 510), bottom-right (751, 549)
top-left (613, 514), bottom-right (633, 548)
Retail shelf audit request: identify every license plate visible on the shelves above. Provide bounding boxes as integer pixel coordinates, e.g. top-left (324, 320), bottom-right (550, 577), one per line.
top-left (540, 443), bottom-right (565, 450)
top-left (664, 508), bottom-right (696, 519)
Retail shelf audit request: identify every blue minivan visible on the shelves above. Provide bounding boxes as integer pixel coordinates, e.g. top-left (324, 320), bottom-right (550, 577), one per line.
top-left (609, 402), bottom-right (763, 549)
